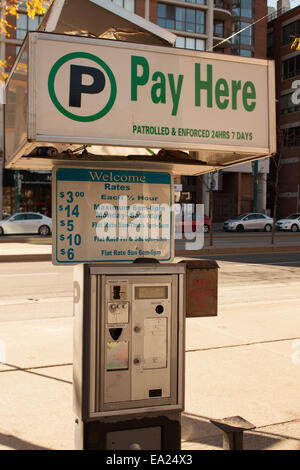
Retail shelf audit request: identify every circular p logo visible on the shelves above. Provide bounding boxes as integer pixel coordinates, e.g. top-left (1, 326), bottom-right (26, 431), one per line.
top-left (48, 52), bottom-right (117, 122)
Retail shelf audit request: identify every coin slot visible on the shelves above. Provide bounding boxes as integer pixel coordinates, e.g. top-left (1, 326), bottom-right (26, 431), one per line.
top-left (113, 286), bottom-right (121, 299)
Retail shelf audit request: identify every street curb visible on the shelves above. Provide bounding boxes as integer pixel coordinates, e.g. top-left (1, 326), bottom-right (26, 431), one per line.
top-left (175, 245), bottom-right (300, 257)
top-left (0, 237), bottom-right (51, 245)
top-left (1, 245), bottom-right (300, 262)
top-left (0, 254), bottom-right (52, 263)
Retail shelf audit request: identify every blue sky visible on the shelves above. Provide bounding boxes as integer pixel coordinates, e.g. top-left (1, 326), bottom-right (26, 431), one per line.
top-left (268, 0), bottom-right (300, 8)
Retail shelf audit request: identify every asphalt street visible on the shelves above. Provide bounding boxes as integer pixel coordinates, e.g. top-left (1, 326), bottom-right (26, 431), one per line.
top-left (0, 253), bottom-right (300, 449)
top-left (175, 231), bottom-right (300, 249)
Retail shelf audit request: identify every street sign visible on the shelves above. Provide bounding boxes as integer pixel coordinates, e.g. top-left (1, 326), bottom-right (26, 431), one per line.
top-left (40, 35), bottom-right (273, 150)
top-left (52, 166), bottom-right (173, 264)
top-left (5, 32), bottom-right (276, 171)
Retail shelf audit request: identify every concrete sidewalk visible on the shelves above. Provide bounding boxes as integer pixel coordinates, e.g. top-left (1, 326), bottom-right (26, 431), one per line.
top-left (1, 312), bottom-right (300, 450)
top-left (1, 256), bottom-right (300, 450)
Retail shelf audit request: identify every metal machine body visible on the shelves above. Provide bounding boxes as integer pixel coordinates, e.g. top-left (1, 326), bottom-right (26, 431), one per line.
top-left (73, 262), bottom-right (185, 450)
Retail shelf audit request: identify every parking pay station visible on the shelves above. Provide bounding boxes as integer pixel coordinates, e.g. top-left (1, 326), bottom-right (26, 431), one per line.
top-left (73, 262), bottom-right (185, 450)
top-left (4, 0), bottom-right (276, 451)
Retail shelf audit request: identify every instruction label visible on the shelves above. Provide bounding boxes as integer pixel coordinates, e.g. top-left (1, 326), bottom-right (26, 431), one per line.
top-left (52, 167), bottom-right (173, 264)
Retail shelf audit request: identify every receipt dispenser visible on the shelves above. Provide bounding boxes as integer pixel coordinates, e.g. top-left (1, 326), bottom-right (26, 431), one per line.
top-left (73, 263), bottom-right (185, 450)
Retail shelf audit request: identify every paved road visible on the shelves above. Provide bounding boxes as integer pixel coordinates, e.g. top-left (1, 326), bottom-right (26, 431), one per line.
top-left (175, 231), bottom-right (300, 249)
top-left (0, 254), bottom-right (300, 449)
top-left (0, 262), bottom-right (73, 322)
top-left (1, 253), bottom-right (300, 322)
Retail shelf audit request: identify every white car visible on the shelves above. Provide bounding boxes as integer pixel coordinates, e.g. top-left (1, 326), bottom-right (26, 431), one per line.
top-left (223, 213), bottom-right (274, 232)
top-left (276, 213), bottom-right (300, 232)
top-left (0, 212), bottom-right (52, 236)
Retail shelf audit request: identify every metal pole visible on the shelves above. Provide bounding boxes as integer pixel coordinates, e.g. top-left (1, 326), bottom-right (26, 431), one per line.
top-left (253, 161), bottom-right (258, 211)
top-left (14, 170), bottom-right (21, 212)
top-left (209, 173), bottom-right (214, 247)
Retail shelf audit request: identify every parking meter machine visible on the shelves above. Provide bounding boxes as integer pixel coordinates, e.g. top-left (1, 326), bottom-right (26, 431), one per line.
top-left (73, 262), bottom-right (185, 450)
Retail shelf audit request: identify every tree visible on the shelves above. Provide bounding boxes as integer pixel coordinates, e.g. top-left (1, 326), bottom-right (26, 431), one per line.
top-left (1, 1), bottom-right (50, 31)
top-left (0, 1), bottom-right (51, 80)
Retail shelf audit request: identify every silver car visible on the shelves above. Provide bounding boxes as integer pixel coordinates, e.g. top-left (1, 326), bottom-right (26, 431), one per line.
top-left (275, 213), bottom-right (300, 232)
top-left (0, 212), bottom-right (52, 236)
top-left (223, 213), bottom-right (273, 232)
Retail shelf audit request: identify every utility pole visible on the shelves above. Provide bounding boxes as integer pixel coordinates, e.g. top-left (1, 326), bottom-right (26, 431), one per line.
top-left (14, 170), bottom-right (21, 212)
top-left (209, 174), bottom-right (214, 247)
top-left (253, 161), bottom-right (258, 212)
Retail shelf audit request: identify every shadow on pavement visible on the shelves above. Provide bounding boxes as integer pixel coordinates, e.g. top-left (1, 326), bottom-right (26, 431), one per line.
top-left (182, 252), bottom-right (300, 268)
top-left (182, 413), bottom-right (300, 450)
top-left (0, 362), bottom-right (72, 385)
top-left (0, 432), bottom-right (50, 450)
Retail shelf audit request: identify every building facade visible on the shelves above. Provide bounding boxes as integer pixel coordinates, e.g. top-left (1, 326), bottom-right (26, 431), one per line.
top-left (0, 0), bottom-right (268, 220)
top-left (268, 1), bottom-right (300, 217)
top-left (0, 1), bottom-right (45, 217)
top-left (138, 0), bottom-right (268, 220)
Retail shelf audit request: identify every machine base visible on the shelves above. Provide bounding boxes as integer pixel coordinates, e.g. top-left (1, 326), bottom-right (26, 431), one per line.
top-left (75, 412), bottom-right (181, 450)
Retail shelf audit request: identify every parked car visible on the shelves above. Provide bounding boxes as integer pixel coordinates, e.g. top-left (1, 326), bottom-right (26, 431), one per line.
top-left (175, 214), bottom-right (211, 233)
top-left (0, 212), bottom-right (52, 236)
top-left (275, 213), bottom-right (300, 232)
top-left (223, 213), bottom-right (273, 232)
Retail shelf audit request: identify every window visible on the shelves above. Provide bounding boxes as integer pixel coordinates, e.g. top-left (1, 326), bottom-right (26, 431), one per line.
top-left (232, 48), bottom-right (253, 56)
top-left (232, 21), bottom-right (252, 46)
top-left (158, 4), bottom-right (205, 34)
top-left (175, 37), bottom-right (205, 50)
top-left (26, 214), bottom-right (42, 220)
top-left (283, 20), bottom-right (300, 46)
top-left (214, 1), bottom-right (230, 11)
top-left (112, 0), bottom-right (135, 12)
top-left (214, 20), bottom-right (224, 37)
top-left (232, 0), bottom-right (253, 18)
top-left (282, 55), bottom-right (300, 80)
top-left (241, 0), bottom-right (253, 18)
top-left (283, 127), bottom-right (300, 147)
top-left (267, 31), bottom-right (273, 56)
top-left (16, 13), bottom-right (42, 41)
top-left (13, 214), bottom-right (27, 221)
top-left (281, 93), bottom-right (300, 114)
top-left (181, 0), bottom-right (206, 4)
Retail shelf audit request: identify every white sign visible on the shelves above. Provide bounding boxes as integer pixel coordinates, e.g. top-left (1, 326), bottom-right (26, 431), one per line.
top-left (52, 167), bottom-right (173, 264)
top-left (33, 34), bottom-right (274, 153)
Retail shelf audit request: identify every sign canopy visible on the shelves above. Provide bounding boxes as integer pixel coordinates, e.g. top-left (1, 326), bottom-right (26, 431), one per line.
top-left (39, 0), bottom-right (176, 47)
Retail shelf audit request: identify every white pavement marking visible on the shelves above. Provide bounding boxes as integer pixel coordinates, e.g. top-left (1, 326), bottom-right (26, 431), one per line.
top-left (0, 297), bottom-right (72, 306)
top-left (221, 281), bottom-right (300, 290)
top-left (263, 260), bottom-right (300, 265)
top-left (0, 273), bottom-right (58, 278)
top-left (220, 298), bottom-right (300, 307)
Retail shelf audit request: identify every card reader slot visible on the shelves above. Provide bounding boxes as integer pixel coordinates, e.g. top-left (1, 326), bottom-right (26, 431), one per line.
top-left (109, 328), bottom-right (123, 341)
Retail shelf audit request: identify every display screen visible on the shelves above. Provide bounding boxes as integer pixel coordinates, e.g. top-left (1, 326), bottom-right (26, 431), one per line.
top-left (135, 286), bottom-right (168, 300)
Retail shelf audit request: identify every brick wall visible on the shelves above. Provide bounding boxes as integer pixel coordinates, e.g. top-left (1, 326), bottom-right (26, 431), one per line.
top-left (268, 5), bottom-right (300, 216)
top-left (254, 0), bottom-right (267, 59)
